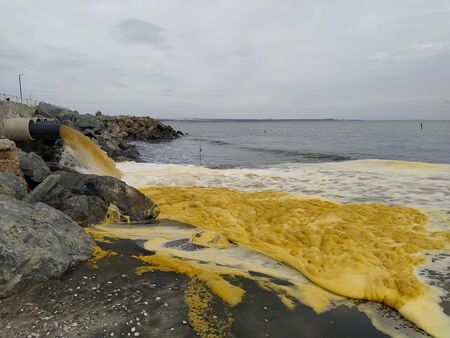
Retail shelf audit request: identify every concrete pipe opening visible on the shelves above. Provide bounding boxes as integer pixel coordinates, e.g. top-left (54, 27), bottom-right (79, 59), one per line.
top-left (3, 118), bottom-right (61, 141)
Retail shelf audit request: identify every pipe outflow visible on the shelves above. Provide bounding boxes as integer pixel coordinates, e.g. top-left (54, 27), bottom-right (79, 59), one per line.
top-left (3, 118), bottom-right (61, 141)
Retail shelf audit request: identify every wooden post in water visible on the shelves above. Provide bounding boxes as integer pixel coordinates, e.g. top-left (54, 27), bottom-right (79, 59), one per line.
top-left (199, 145), bottom-right (202, 164)
top-left (420, 123), bottom-right (423, 129)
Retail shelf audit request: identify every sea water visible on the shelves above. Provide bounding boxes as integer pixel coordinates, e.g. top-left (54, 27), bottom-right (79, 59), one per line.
top-left (135, 120), bottom-right (450, 167)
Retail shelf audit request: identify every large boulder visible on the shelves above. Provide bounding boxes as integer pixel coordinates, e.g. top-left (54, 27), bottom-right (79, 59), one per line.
top-left (17, 149), bottom-right (50, 187)
top-left (0, 172), bottom-right (26, 199)
top-left (26, 171), bottom-right (159, 226)
top-left (0, 194), bottom-right (93, 297)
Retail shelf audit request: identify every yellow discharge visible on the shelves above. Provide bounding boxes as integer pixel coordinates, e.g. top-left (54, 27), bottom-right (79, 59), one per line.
top-left (134, 253), bottom-right (246, 306)
top-left (140, 186), bottom-right (450, 338)
top-left (88, 245), bottom-right (119, 268)
top-left (191, 230), bottom-right (231, 248)
top-left (333, 159), bottom-right (450, 171)
top-left (184, 279), bottom-right (234, 338)
top-left (134, 253), bottom-right (240, 337)
top-left (88, 223), bottom-right (340, 314)
top-left (60, 125), bottom-right (121, 179)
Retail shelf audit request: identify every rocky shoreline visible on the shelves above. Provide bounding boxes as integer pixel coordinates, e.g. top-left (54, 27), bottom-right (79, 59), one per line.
top-left (18, 102), bottom-right (183, 163)
top-left (0, 102), bottom-right (180, 302)
top-left (0, 140), bottom-right (160, 299)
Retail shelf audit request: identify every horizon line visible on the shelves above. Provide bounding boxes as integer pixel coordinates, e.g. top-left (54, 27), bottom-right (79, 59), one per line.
top-left (158, 118), bottom-right (450, 122)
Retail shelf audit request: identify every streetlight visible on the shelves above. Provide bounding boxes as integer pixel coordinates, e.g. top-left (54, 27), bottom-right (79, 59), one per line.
top-left (18, 73), bottom-right (24, 103)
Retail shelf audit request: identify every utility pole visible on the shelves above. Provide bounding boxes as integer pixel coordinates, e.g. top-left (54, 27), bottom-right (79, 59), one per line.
top-left (18, 73), bottom-right (24, 103)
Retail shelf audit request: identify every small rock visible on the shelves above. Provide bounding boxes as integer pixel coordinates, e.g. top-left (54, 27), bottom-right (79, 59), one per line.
top-left (0, 172), bottom-right (26, 199)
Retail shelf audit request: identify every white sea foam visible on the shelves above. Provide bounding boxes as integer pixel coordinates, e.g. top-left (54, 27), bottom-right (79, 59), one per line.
top-left (118, 159), bottom-right (450, 219)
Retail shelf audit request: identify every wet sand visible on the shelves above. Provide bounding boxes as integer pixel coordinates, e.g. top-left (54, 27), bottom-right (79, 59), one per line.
top-left (0, 230), bottom-right (402, 338)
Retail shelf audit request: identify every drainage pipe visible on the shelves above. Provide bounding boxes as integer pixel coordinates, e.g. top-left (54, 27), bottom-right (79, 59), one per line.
top-left (3, 118), bottom-right (61, 141)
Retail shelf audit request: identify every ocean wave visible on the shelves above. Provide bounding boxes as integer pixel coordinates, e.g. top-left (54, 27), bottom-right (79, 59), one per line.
top-left (190, 137), bottom-right (352, 162)
top-left (237, 145), bottom-right (352, 161)
top-left (191, 137), bottom-right (232, 146)
top-left (117, 159), bottom-right (450, 214)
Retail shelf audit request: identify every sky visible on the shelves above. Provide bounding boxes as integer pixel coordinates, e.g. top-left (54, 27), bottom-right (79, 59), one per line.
top-left (0, 0), bottom-right (449, 119)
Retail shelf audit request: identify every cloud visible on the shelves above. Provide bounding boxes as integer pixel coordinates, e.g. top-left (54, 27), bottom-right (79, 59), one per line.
top-left (109, 80), bottom-right (126, 88)
top-left (0, 41), bottom-right (34, 62)
top-left (160, 88), bottom-right (175, 97)
top-left (0, 1), bottom-right (449, 119)
top-left (370, 42), bottom-right (448, 61)
top-left (114, 19), bottom-right (166, 48)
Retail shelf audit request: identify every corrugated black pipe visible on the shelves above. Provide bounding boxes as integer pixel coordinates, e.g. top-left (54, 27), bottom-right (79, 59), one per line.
top-left (28, 120), bottom-right (61, 139)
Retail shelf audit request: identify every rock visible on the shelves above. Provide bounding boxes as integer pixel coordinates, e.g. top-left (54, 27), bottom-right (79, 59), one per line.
top-left (95, 133), bottom-right (123, 160)
top-left (0, 194), bottom-right (93, 297)
top-left (101, 115), bottom-right (181, 143)
top-left (17, 149), bottom-right (50, 187)
top-left (26, 174), bottom-right (66, 202)
top-left (15, 138), bottom-right (64, 164)
top-left (0, 139), bottom-right (28, 190)
top-left (74, 114), bottom-right (102, 131)
top-left (62, 195), bottom-right (109, 226)
top-left (110, 124), bottom-right (121, 134)
top-left (33, 103), bottom-right (182, 162)
top-left (83, 128), bottom-right (96, 137)
top-left (0, 172), bottom-right (26, 199)
top-left (26, 172), bottom-right (159, 226)
top-left (0, 139), bottom-right (23, 176)
top-left (36, 102), bottom-right (79, 122)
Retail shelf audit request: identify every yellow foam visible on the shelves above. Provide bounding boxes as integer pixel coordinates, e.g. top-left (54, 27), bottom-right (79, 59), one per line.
top-left (184, 279), bottom-right (234, 338)
top-left (88, 223), bottom-right (338, 314)
top-left (88, 245), bottom-right (119, 268)
top-left (134, 253), bottom-right (246, 306)
top-left (333, 159), bottom-right (450, 171)
top-left (140, 185), bottom-right (449, 337)
top-left (191, 230), bottom-right (231, 248)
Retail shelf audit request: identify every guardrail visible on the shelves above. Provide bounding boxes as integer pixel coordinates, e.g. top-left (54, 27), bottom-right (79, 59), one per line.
top-left (0, 93), bottom-right (72, 111)
top-left (1, 93), bottom-right (39, 107)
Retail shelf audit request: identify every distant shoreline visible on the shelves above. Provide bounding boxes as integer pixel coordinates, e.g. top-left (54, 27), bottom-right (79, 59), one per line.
top-left (161, 118), bottom-right (450, 122)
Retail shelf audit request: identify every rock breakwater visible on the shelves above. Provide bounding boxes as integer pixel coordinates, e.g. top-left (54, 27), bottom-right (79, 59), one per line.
top-left (35, 102), bottom-right (182, 162)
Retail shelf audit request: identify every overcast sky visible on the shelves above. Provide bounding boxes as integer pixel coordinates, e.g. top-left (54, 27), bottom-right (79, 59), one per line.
top-left (0, 1), bottom-right (449, 119)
